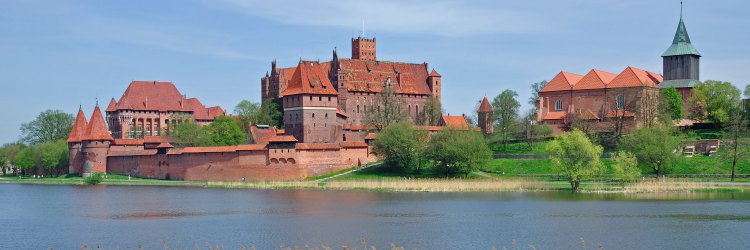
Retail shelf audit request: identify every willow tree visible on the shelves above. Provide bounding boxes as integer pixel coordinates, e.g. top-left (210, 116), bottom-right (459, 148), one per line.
top-left (546, 129), bottom-right (603, 192)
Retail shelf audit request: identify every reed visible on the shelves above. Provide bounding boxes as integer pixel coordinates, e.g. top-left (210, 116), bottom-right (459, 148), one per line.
top-left (321, 179), bottom-right (556, 192)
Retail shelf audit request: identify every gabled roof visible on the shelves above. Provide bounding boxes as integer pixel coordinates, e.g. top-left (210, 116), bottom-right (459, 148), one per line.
top-left (540, 72), bottom-right (583, 92)
top-left (105, 98), bottom-right (117, 112)
top-left (268, 135), bottom-right (298, 143)
top-left (478, 97), bottom-right (493, 113)
top-left (440, 115), bottom-right (469, 129)
top-left (662, 15), bottom-right (701, 57)
top-left (543, 111), bottom-right (567, 120)
top-left (429, 69), bottom-right (441, 77)
top-left (607, 67), bottom-right (663, 88)
top-left (282, 61), bottom-right (338, 96)
top-left (572, 69), bottom-right (617, 90)
top-left (67, 107), bottom-right (88, 143)
top-left (110, 81), bottom-right (224, 120)
top-left (338, 59), bottom-right (432, 95)
top-left (81, 106), bottom-right (113, 141)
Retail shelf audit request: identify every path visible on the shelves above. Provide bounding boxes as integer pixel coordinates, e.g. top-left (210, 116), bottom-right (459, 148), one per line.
top-left (314, 162), bottom-right (382, 183)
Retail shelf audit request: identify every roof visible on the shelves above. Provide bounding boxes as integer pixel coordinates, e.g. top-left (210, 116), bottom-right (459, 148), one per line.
top-left (607, 67), bottom-right (662, 88)
top-left (478, 97), bottom-right (493, 113)
top-left (281, 61), bottom-right (338, 96)
top-left (268, 135), bottom-right (298, 143)
top-left (659, 79), bottom-right (700, 88)
top-left (543, 111), bottom-right (567, 120)
top-left (572, 69), bottom-right (617, 90)
top-left (236, 144), bottom-right (267, 151)
top-left (180, 146), bottom-right (238, 154)
top-left (339, 59), bottom-right (432, 95)
top-left (429, 69), bottom-right (441, 77)
top-left (364, 133), bottom-right (377, 140)
top-left (605, 110), bottom-right (636, 118)
top-left (539, 72), bottom-right (583, 92)
top-left (440, 115), bottom-right (469, 129)
top-left (109, 81), bottom-right (224, 120)
top-left (336, 108), bottom-right (348, 117)
top-left (662, 16), bottom-right (701, 57)
top-left (296, 143), bottom-right (341, 150)
top-left (67, 108), bottom-right (88, 143)
top-left (113, 138), bottom-right (144, 145)
top-left (81, 106), bottom-right (113, 141)
top-left (108, 149), bottom-right (157, 157)
top-left (249, 126), bottom-right (278, 144)
top-left (340, 141), bottom-right (368, 148)
top-left (156, 142), bottom-right (174, 148)
top-left (578, 109), bottom-right (600, 120)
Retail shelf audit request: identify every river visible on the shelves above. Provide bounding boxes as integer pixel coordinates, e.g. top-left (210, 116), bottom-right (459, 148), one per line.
top-left (1, 184), bottom-right (749, 249)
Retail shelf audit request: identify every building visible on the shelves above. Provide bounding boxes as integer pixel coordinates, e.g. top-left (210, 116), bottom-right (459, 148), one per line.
top-left (262, 36), bottom-right (442, 142)
top-left (105, 81), bottom-right (225, 139)
top-left (477, 97), bottom-right (494, 135)
top-left (536, 8), bottom-right (699, 135)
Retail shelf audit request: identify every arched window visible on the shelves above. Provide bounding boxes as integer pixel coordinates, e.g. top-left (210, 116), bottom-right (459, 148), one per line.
top-left (616, 95), bottom-right (625, 110)
top-left (555, 100), bottom-right (563, 111)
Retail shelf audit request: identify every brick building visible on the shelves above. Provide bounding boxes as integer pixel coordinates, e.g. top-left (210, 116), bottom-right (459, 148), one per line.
top-left (536, 9), bottom-right (700, 135)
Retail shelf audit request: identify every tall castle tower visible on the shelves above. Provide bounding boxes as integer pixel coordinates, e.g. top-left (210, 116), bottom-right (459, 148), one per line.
top-left (477, 97), bottom-right (494, 135)
top-left (67, 107), bottom-right (88, 174)
top-left (352, 36), bottom-right (376, 61)
top-left (80, 105), bottom-right (113, 176)
top-left (660, 4), bottom-right (701, 116)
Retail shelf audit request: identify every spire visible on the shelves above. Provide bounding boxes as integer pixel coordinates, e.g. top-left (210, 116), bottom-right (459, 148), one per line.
top-left (67, 106), bottom-right (88, 143)
top-left (478, 97), bottom-right (493, 113)
top-left (662, 2), bottom-right (701, 57)
top-left (81, 106), bottom-right (113, 141)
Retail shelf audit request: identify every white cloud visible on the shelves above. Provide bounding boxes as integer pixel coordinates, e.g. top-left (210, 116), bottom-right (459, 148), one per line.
top-left (207, 0), bottom-right (547, 36)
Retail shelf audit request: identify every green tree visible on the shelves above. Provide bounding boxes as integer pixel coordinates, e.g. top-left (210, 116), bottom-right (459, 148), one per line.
top-left (200, 116), bottom-right (246, 146)
top-left (611, 151), bottom-right (641, 186)
top-left (0, 143), bottom-right (24, 175)
top-left (171, 119), bottom-right (205, 147)
top-left (14, 147), bottom-right (36, 175)
top-left (621, 126), bottom-right (678, 178)
top-left (528, 80), bottom-right (549, 109)
top-left (372, 122), bottom-right (429, 173)
top-left (546, 129), bottom-right (604, 192)
top-left (364, 86), bottom-right (406, 131)
top-left (492, 90), bottom-right (520, 151)
top-left (37, 139), bottom-right (68, 175)
top-left (661, 87), bottom-right (685, 121)
top-left (257, 99), bottom-right (284, 127)
top-left (426, 129), bottom-right (492, 177)
top-left (689, 80), bottom-right (741, 124)
top-left (20, 110), bottom-right (74, 145)
top-left (744, 84), bottom-right (750, 99)
top-left (417, 95), bottom-right (442, 126)
top-left (234, 100), bottom-right (260, 132)
top-left (722, 112), bottom-right (749, 182)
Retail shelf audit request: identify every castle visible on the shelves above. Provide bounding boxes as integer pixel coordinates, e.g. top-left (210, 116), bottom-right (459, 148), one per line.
top-left (67, 36), bottom-right (467, 181)
top-left (536, 9), bottom-right (700, 134)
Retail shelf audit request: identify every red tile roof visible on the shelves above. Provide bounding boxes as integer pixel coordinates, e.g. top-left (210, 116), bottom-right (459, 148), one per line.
top-left (180, 146), bottom-right (238, 154)
top-left (572, 69), bottom-right (617, 90)
top-left (67, 108), bottom-right (88, 143)
top-left (108, 149), bottom-right (157, 157)
top-left (540, 72), bottom-right (583, 92)
top-left (440, 115), bottom-right (469, 129)
top-left (282, 61), bottom-right (338, 96)
top-left (113, 138), bottom-right (144, 145)
top-left (296, 143), bottom-right (341, 150)
top-left (605, 110), bottom-right (636, 117)
top-left (607, 67), bottom-right (662, 88)
top-left (339, 59), bottom-right (432, 95)
top-left (249, 126), bottom-right (278, 144)
top-left (236, 144), bottom-right (267, 151)
top-left (156, 142), bottom-right (174, 148)
top-left (340, 141), bottom-right (368, 148)
top-left (543, 111), bottom-right (567, 120)
top-left (478, 97), bottom-right (493, 112)
top-left (105, 98), bottom-right (117, 112)
top-left (364, 133), bottom-right (377, 140)
top-left (578, 109), bottom-right (600, 120)
top-left (269, 135), bottom-right (298, 143)
top-left (110, 80), bottom-right (224, 120)
top-left (429, 69), bottom-right (441, 77)
top-left (82, 106), bottom-right (113, 141)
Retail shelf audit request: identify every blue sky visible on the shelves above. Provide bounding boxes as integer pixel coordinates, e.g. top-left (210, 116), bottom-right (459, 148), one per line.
top-left (1, 0), bottom-right (748, 144)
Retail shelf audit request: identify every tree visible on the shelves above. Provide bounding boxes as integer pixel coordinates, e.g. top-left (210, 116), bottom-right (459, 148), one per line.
top-left (0, 143), bottom-right (24, 175)
top-left (417, 95), bottom-right (442, 126)
top-left (521, 109), bottom-right (551, 150)
top-left (492, 90), bottom-right (520, 151)
top-left (372, 122), bottom-right (428, 173)
top-left (426, 129), bottom-right (492, 177)
top-left (200, 116), bottom-right (246, 146)
top-left (234, 99), bottom-right (283, 131)
top-left (14, 147), bottom-right (36, 175)
top-left (744, 84), bottom-right (750, 99)
top-left (611, 151), bottom-right (640, 187)
top-left (621, 126), bottom-right (678, 178)
top-left (364, 86), bottom-right (406, 131)
top-left (722, 112), bottom-right (749, 182)
top-left (234, 100), bottom-right (260, 132)
top-left (528, 80), bottom-right (549, 110)
top-left (257, 99), bottom-right (283, 127)
top-left (546, 129), bottom-right (604, 192)
top-left (20, 109), bottom-right (74, 145)
top-left (661, 87), bottom-right (685, 121)
top-left (37, 140), bottom-right (68, 175)
top-left (171, 119), bottom-right (205, 147)
top-left (689, 80), bottom-right (742, 124)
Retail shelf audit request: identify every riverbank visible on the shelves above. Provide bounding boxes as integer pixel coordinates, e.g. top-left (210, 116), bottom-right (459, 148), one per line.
top-left (2, 174), bottom-right (749, 193)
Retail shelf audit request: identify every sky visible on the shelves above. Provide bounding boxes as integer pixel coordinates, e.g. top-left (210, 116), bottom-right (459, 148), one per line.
top-left (1, 0), bottom-right (749, 144)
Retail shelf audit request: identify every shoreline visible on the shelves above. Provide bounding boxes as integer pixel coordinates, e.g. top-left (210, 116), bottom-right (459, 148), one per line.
top-left (1, 176), bottom-right (748, 194)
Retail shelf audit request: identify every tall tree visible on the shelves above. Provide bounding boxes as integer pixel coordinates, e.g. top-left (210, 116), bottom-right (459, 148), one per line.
top-left (546, 129), bottom-right (604, 192)
top-left (234, 100), bottom-right (260, 132)
top-left (199, 116), bottom-right (246, 146)
top-left (722, 112), bottom-right (749, 182)
top-left (661, 87), bottom-right (685, 121)
top-left (372, 122), bottom-right (429, 173)
top-left (37, 139), bottom-right (68, 175)
top-left (257, 99), bottom-right (284, 127)
top-left (689, 80), bottom-right (741, 124)
top-left (417, 95), bottom-right (442, 126)
top-left (171, 119), bottom-right (205, 147)
top-left (364, 86), bottom-right (406, 131)
top-left (744, 84), bottom-right (750, 99)
top-left (20, 110), bottom-right (74, 145)
top-left (621, 126), bottom-right (679, 178)
top-left (13, 147), bottom-right (36, 175)
top-left (492, 90), bottom-right (520, 151)
top-left (528, 80), bottom-right (548, 110)
top-left (426, 129), bottom-right (492, 177)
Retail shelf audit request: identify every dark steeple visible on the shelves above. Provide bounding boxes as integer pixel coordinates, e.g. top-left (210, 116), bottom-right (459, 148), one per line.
top-left (661, 2), bottom-right (700, 84)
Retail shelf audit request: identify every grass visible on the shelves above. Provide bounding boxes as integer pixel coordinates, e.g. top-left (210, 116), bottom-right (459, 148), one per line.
top-left (305, 166), bottom-right (359, 181)
top-left (488, 140), bottom-right (551, 154)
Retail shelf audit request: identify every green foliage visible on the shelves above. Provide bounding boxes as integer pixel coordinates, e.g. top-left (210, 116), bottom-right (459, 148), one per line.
top-left (199, 116), bottom-right (246, 146)
top-left (661, 87), bottom-right (685, 121)
top-left (171, 119), bottom-right (205, 147)
top-left (426, 129), bottom-right (492, 177)
top-left (372, 123), bottom-right (428, 173)
top-left (37, 139), bottom-right (68, 171)
top-left (611, 151), bottom-right (640, 185)
top-left (417, 95), bottom-right (442, 126)
top-left (744, 84), bottom-right (750, 99)
top-left (529, 80), bottom-right (549, 108)
top-left (546, 129), bottom-right (604, 191)
top-left (258, 99), bottom-right (284, 127)
top-left (492, 89), bottom-right (521, 151)
top-left (14, 147), bottom-right (36, 171)
top-left (234, 99), bottom-right (284, 131)
top-left (364, 86), bottom-right (406, 131)
top-left (234, 100), bottom-right (260, 132)
top-left (20, 109), bottom-right (74, 145)
top-left (721, 113), bottom-right (750, 181)
top-left (689, 80), bottom-right (742, 124)
top-left (83, 173), bottom-right (104, 185)
top-left (621, 126), bottom-right (679, 178)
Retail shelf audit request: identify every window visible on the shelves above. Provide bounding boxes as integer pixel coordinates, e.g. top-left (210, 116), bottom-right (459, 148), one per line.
top-left (555, 100), bottom-right (563, 111)
top-left (310, 96), bottom-right (313, 101)
top-left (328, 97), bottom-right (331, 102)
top-left (319, 96), bottom-right (322, 101)
top-left (616, 95), bottom-right (625, 110)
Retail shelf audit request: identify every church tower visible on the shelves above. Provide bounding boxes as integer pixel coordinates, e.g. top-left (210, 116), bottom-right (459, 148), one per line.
top-left (352, 36), bottom-right (376, 61)
top-left (661, 4), bottom-right (701, 84)
top-left (477, 97), bottom-right (494, 135)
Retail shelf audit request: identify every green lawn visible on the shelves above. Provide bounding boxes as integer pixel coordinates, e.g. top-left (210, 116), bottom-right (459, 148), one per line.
top-left (488, 140), bottom-right (551, 154)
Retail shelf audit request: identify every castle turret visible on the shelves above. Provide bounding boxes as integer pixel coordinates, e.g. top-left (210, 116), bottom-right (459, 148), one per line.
top-left (428, 69), bottom-right (442, 101)
top-left (67, 106), bottom-right (88, 175)
top-left (477, 97), bottom-right (494, 135)
top-left (352, 36), bottom-right (376, 61)
top-left (80, 105), bottom-right (113, 176)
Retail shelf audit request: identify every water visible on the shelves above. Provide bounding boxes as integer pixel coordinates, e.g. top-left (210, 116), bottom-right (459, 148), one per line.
top-left (1, 184), bottom-right (749, 249)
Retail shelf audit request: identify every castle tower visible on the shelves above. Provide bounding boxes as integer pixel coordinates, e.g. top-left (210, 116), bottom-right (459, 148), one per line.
top-left (428, 69), bottom-right (442, 101)
top-left (281, 61), bottom-right (339, 143)
top-left (67, 106), bottom-right (88, 174)
top-left (352, 36), bottom-right (376, 61)
top-left (660, 3), bottom-right (701, 117)
top-left (477, 97), bottom-right (494, 135)
top-left (80, 105), bottom-right (113, 177)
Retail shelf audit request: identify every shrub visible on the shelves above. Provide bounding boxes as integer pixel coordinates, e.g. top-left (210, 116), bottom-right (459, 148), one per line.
top-left (83, 173), bottom-right (104, 185)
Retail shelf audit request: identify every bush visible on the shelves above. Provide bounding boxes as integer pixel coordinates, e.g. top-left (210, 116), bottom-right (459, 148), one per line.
top-left (83, 173), bottom-right (104, 185)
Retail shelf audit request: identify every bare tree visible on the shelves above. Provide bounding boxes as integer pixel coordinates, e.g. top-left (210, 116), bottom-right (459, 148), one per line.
top-left (417, 95), bottom-right (442, 126)
top-left (723, 113), bottom-right (749, 181)
top-left (364, 86), bottom-right (406, 131)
